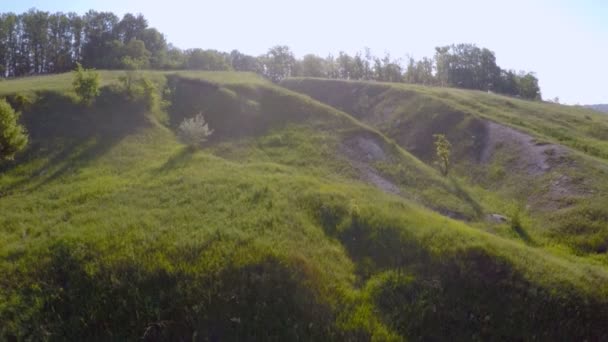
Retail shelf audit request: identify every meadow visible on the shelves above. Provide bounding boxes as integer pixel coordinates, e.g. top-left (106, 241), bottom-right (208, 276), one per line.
top-left (1, 71), bottom-right (607, 340)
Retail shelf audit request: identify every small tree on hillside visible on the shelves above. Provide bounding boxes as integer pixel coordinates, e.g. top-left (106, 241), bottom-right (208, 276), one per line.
top-left (72, 63), bottom-right (100, 105)
top-left (0, 99), bottom-right (28, 161)
top-left (178, 113), bottom-right (214, 147)
top-left (433, 134), bottom-right (451, 176)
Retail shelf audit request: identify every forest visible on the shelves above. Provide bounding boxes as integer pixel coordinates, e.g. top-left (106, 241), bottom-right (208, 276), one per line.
top-left (0, 9), bottom-right (540, 99)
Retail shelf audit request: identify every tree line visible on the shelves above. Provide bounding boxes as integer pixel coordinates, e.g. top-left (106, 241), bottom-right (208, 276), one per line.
top-left (0, 9), bottom-right (541, 99)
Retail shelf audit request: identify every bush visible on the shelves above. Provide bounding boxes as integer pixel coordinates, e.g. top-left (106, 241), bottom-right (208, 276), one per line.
top-left (5, 92), bottom-right (33, 112)
top-left (117, 72), bottom-right (162, 112)
top-left (72, 63), bottom-right (100, 105)
top-left (0, 99), bottom-right (28, 160)
top-left (177, 113), bottom-right (214, 147)
top-left (433, 133), bottom-right (451, 176)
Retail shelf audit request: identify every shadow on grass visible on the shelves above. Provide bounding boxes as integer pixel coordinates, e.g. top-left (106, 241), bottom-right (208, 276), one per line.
top-left (512, 221), bottom-right (536, 245)
top-left (448, 177), bottom-right (484, 218)
top-left (154, 146), bottom-right (196, 174)
top-left (3, 239), bottom-right (339, 341)
top-left (0, 87), bottom-right (150, 192)
top-left (308, 194), bottom-right (608, 340)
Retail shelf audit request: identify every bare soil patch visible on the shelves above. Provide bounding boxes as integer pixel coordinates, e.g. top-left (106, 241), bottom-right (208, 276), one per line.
top-left (480, 121), bottom-right (567, 176)
top-left (340, 135), bottom-right (401, 195)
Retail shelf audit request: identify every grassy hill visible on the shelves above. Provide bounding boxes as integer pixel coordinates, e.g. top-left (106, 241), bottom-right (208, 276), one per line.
top-left (586, 104), bottom-right (608, 113)
top-left (283, 78), bottom-right (608, 261)
top-left (1, 71), bottom-right (608, 340)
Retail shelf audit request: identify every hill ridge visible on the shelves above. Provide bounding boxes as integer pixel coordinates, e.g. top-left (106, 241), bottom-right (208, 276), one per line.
top-left (1, 71), bottom-right (608, 340)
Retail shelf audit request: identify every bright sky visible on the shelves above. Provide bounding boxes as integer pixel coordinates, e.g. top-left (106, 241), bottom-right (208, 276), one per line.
top-left (5, 0), bottom-right (608, 104)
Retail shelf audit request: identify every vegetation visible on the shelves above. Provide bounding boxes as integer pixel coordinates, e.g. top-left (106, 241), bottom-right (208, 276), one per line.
top-left (433, 134), bottom-right (451, 176)
top-left (0, 99), bottom-right (28, 160)
top-left (0, 9), bottom-right (540, 99)
top-left (178, 113), bottom-right (214, 147)
top-left (282, 77), bottom-right (608, 261)
top-left (0, 69), bottom-right (606, 340)
top-left (72, 63), bottom-right (100, 104)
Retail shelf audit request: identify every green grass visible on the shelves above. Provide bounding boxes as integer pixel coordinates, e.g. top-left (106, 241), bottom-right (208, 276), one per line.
top-left (1, 72), bottom-right (608, 340)
top-left (282, 77), bottom-right (608, 263)
top-left (284, 77), bottom-right (608, 160)
top-left (0, 70), bottom-right (267, 98)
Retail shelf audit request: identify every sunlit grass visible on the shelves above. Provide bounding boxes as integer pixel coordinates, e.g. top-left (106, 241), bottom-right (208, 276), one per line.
top-left (1, 72), bottom-right (607, 340)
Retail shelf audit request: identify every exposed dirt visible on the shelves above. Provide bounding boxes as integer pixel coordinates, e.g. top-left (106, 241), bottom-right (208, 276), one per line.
top-left (340, 135), bottom-right (401, 195)
top-left (480, 121), bottom-right (567, 176)
top-left (480, 121), bottom-right (593, 210)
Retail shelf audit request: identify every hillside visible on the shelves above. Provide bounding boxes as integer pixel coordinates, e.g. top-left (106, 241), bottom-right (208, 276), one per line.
top-left (1, 71), bottom-right (608, 340)
top-left (283, 78), bottom-right (608, 260)
top-left (586, 104), bottom-right (608, 113)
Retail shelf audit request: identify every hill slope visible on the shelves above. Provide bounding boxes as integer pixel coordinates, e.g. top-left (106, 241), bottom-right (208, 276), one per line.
top-left (586, 104), bottom-right (608, 113)
top-left (283, 78), bottom-right (608, 261)
top-left (1, 72), bottom-right (608, 340)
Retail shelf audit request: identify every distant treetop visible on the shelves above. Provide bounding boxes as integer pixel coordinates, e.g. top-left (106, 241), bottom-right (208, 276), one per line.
top-left (0, 9), bottom-right (541, 99)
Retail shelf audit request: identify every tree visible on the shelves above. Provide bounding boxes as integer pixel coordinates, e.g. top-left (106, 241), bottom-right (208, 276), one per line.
top-left (186, 49), bottom-right (231, 70)
top-left (298, 54), bottom-right (326, 77)
top-left (229, 49), bottom-right (262, 73)
top-left (416, 57), bottom-right (435, 85)
top-left (82, 11), bottom-right (119, 68)
top-left (434, 46), bottom-right (451, 87)
top-left (336, 51), bottom-right (353, 79)
top-left (72, 62), bottom-right (100, 105)
top-left (114, 13), bottom-right (147, 43)
top-left (517, 72), bottom-right (541, 100)
top-left (324, 54), bottom-right (339, 79)
top-left (433, 134), bottom-right (451, 176)
top-left (382, 56), bottom-right (403, 82)
top-left (139, 28), bottom-right (167, 68)
top-left (120, 39), bottom-right (150, 68)
top-left (178, 113), bottom-right (214, 147)
top-left (0, 99), bottom-right (28, 161)
top-left (262, 45), bottom-right (295, 82)
top-left (350, 52), bottom-right (365, 80)
top-left (46, 12), bottom-right (75, 73)
top-left (404, 57), bottom-right (435, 85)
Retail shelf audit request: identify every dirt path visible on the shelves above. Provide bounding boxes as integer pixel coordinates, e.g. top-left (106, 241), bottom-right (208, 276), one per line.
top-left (340, 136), bottom-right (401, 195)
top-left (479, 120), bottom-right (593, 210)
top-left (480, 121), bottom-right (567, 176)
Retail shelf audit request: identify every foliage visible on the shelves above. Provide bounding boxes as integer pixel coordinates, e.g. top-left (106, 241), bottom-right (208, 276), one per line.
top-left (1, 71), bottom-right (608, 340)
top-left (433, 134), bottom-right (451, 176)
top-left (0, 9), bottom-right (543, 98)
top-left (516, 72), bottom-right (542, 100)
top-left (261, 45), bottom-right (296, 82)
top-left (296, 54), bottom-right (327, 78)
top-left (283, 76), bottom-right (608, 257)
top-left (72, 62), bottom-right (100, 104)
top-left (229, 49), bottom-right (262, 73)
top-left (0, 99), bottom-right (28, 160)
top-left (0, 10), bottom-right (167, 75)
top-left (177, 113), bottom-right (214, 147)
top-left (4, 92), bottom-right (33, 112)
top-left (116, 69), bottom-right (163, 112)
top-left (185, 49), bottom-right (231, 70)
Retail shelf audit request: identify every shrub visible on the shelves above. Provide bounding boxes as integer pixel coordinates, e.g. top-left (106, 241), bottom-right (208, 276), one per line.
top-left (5, 92), bottom-right (33, 112)
top-left (72, 63), bottom-right (100, 105)
top-left (433, 133), bottom-right (451, 176)
top-left (118, 69), bottom-right (140, 95)
top-left (0, 99), bottom-right (28, 160)
top-left (118, 72), bottom-right (162, 111)
top-left (177, 113), bottom-right (214, 147)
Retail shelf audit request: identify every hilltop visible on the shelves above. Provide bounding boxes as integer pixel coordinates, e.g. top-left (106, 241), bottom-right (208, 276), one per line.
top-left (586, 104), bottom-right (608, 113)
top-left (1, 71), bottom-right (608, 340)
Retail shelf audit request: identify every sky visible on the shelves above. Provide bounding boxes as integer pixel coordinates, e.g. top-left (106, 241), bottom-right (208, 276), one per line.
top-left (4, 0), bottom-right (607, 104)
